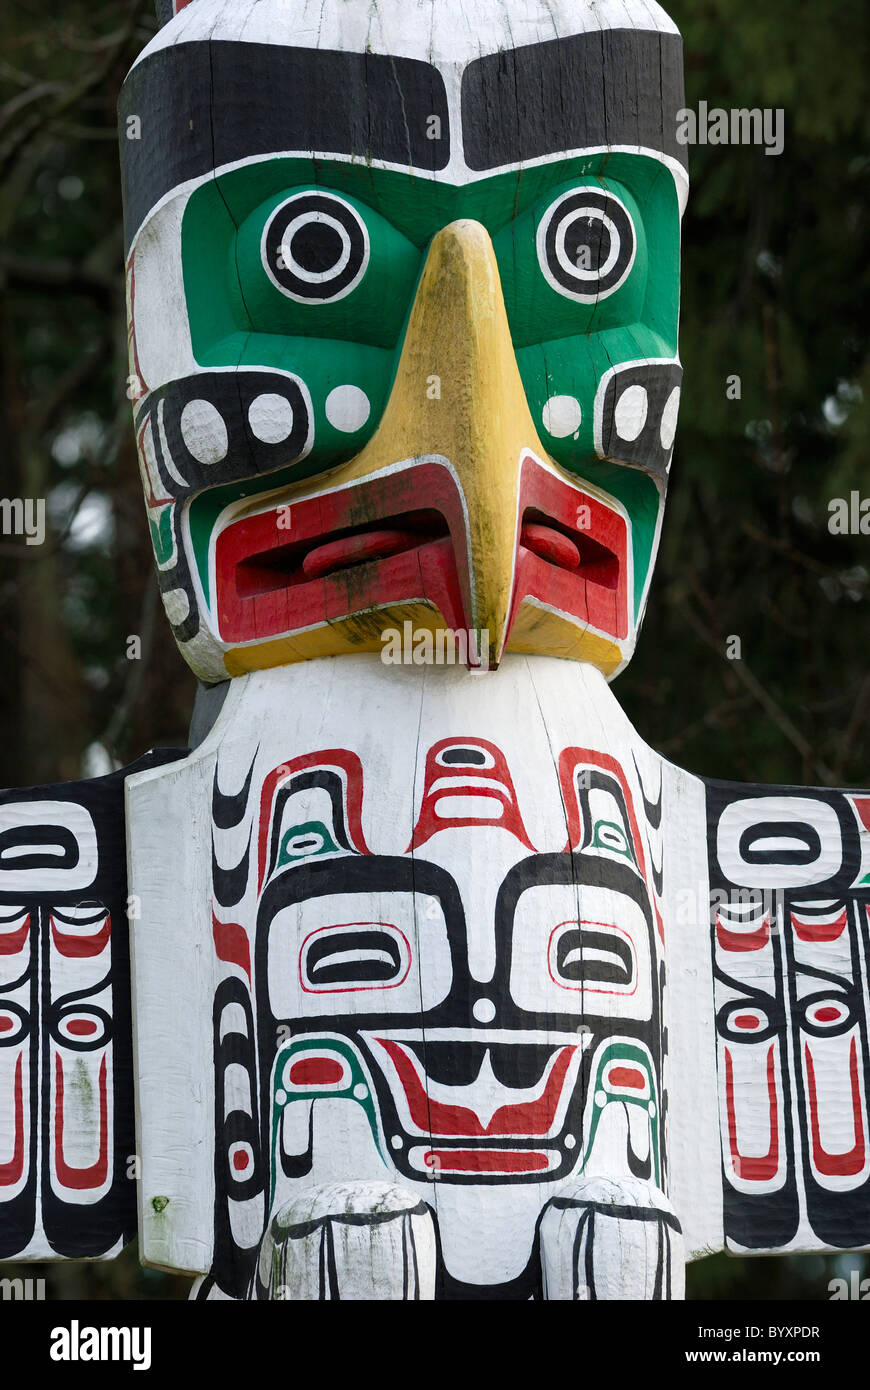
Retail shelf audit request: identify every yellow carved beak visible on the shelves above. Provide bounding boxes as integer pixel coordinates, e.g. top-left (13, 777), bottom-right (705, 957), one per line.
top-left (344, 218), bottom-right (544, 663)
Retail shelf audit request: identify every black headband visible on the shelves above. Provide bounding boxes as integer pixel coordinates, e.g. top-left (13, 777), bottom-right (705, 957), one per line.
top-left (120, 32), bottom-right (685, 251)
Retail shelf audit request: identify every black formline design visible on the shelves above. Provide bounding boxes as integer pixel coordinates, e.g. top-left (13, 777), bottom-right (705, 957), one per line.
top-left (137, 370), bottom-right (312, 501)
top-left (595, 359), bottom-right (683, 481)
top-left (205, 748), bottom-right (667, 1299)
top-left (705, 777), bottom-right (870, 1252)
top-left (0, 750), bottom-right (186, 1258)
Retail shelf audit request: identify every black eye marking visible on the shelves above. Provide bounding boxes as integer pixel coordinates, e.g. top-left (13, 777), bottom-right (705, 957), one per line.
top-left (552, 925), bottom-right (634, 988)
top-left (441, 748), bottom-right (487, 766)
top-left (262, 192), bottom-right (370, 304)
top-left (301, 927), bottom-right (409, 990)
top-left (537, 188), bottom-right (636, 303)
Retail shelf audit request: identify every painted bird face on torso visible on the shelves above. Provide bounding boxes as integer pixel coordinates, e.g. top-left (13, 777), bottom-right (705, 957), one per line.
top-left (121, 0), bottom-right (688, 684)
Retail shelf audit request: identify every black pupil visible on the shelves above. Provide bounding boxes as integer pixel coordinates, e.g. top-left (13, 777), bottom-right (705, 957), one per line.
top-left (442, 748), bottom-right (486, 765)
top-left (307, 930), bottom-right (401, 985)
top-left (556, 927), bottom-right (632, 985)
top-left (565, 214), bottom-right (612, 274)
top-left (288, 219), bottom-right (344, 274)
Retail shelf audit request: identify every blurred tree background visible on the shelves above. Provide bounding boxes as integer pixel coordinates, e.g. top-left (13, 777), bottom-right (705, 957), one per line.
top-left (0, 0), bottom-right (867, 1299)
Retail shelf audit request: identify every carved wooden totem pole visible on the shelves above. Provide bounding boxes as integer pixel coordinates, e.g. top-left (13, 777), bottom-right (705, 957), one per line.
top-left (1, 0), bottom-right (868, 1301)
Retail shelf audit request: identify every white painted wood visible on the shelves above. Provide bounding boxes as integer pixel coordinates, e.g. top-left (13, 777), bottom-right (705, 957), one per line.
top-left (128, 197), bottom-right (198, 390)
top-left (128, 654), bottom-right (718, 1295)
top-left (257, 1181), bottom-right (437, 1300)
top-left (141, 0), bottom-right (679, 69)
top-left (539, 1176), bottom-right (685, 1299)
top-left (126, 689), bottom-right (249, 1274)
top-left (662, 763), bottom-right (724, 1261)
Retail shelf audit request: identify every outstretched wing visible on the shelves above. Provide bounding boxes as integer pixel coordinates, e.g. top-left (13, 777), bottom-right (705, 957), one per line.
top-left (0, 749), bottom-right (185, 1260)
top-left (705, 778), bottom-right (870, 1254)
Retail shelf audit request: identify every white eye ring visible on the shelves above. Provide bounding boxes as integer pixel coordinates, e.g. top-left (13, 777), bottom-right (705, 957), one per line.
top-left (554, 208), bottom-right (622, 282)
top-left (536, 187), bottom-right (636, 304)
top-left (261, 192), bottom-right (370, 304)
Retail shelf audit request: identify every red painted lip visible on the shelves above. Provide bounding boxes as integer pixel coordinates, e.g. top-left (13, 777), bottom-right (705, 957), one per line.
top-left (424, 1149), bottom-right (552, 1174)
top-left (374, 1037), bottom-right (578, 1139)
top-left (214, 455), bottom-right (628, 649)
top-left (216, 462), bottom-right (468, 644)
top-left (301, 527), bottom-right (425, 580)
top-left (511, 454), bottom-right (627, 640)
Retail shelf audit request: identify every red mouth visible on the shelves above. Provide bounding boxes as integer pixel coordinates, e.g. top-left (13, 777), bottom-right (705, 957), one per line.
top-left (511, 455), bottom-right (627, 641)
top-left (213, 455), bottom-right (628, 652)
top-left (215, 461), bottom-right (467, 643)
top-left (371, 1036), bottom-right (580, 1139)
top-left (422, 1149), bottom-right (553, 1175)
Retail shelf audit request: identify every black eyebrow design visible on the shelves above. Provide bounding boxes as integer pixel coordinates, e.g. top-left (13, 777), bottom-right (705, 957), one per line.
top-left (119, 41), bottom-right (450, 251)
top-left (461, 29), bottom-right (687, 172)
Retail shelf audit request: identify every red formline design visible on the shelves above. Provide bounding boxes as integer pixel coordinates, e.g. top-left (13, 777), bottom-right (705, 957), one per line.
top-left (724, 1043), bottom-right (780, 1183)
top-left (257, 749), bottom-right (371, 891)
top-left (54, 1053), bottom-right (109, 1191)
top-left (805, 1038), bottom-right (866, 1179)
top-left (212, 912), bottom-right (251, 981)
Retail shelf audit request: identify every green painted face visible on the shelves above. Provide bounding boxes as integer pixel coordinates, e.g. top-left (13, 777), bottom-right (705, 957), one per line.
top-left (180, 152), bottom-right (680, 623)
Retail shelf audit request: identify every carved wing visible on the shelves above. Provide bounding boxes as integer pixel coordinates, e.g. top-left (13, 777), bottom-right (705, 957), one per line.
top-left (705, 778), bottom-right (870, 1253)
top-left (0, 750), bottom-right (185, 1259)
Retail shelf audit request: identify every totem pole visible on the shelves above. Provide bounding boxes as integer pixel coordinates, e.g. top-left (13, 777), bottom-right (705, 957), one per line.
top-left (1, 0), bottom-right (868, 1301)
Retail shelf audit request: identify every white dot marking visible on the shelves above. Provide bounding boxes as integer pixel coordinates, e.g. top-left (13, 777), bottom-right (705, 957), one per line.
top-left (180, 399), bottom-right (228, 465)
top-left (163, 588), bottom-right (190, 625)
top-left (659, 385), bottom-right (681, 451)
top-left (325, 384), bottom-right (371, 433)
top-left (614, 383), bottom-right (649, 442)
top-left (542, 394), bottom-right (582, 439)
top-left (248, 393), bottom-right (295, 445)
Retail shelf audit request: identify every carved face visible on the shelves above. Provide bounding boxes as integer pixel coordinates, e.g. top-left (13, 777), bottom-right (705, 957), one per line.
top-left (252, 740), bottom-right (663, 1192)
top-left (121, 0), bottom-right (687, 682)
top-left (199, 659), bottom-right (667, 1296)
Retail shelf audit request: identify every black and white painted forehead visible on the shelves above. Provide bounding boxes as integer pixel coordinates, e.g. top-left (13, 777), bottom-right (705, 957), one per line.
top-left (123, 0), bottom-right (686, 249)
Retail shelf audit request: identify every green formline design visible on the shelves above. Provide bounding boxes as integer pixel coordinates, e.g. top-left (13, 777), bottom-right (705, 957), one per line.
top-left (269, 1037), bottom-right (387, 1209)
top-left (276, 820), bottom-right (340, 869)
top-left (148, 504), bottom-right (176, 568)
top-left (580, 1040), bottom-right (661, 1187)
